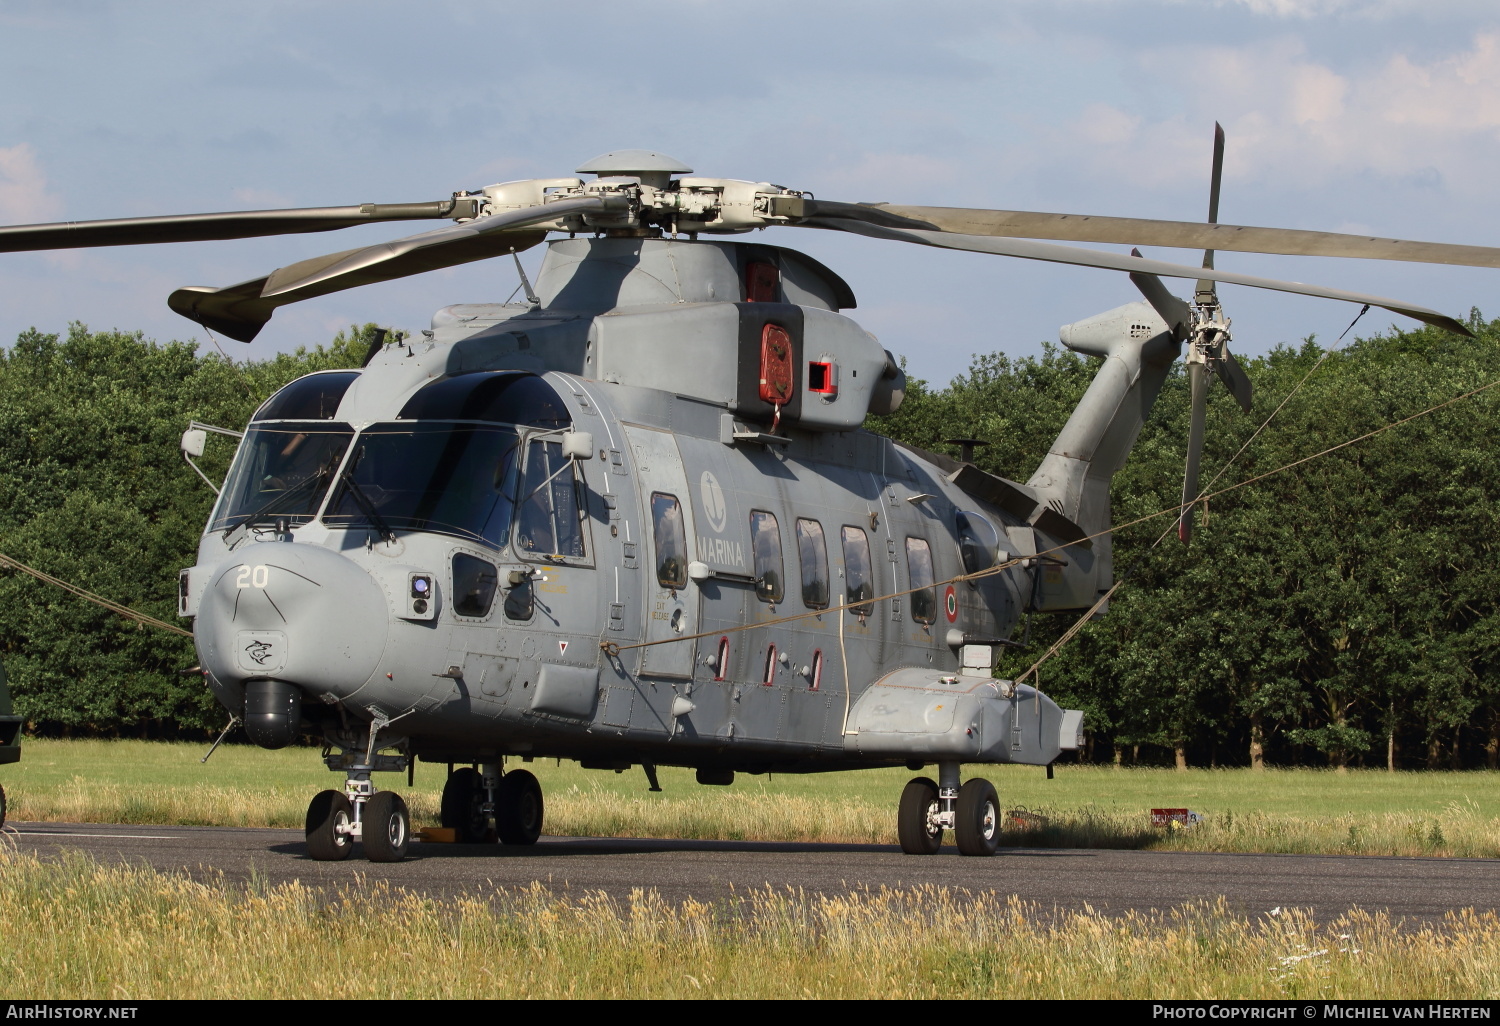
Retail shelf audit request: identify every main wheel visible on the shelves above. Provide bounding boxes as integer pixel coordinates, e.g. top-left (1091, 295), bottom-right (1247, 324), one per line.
top-left (495, 769), bottom-right (543, 846)
top-left (897, 776), bottom-right (942, 855)
top-left (363, 790), bottom-right (410, 863)
top-left (440, 767), bottom-right (492, 843)
top-left (0, 783), bottom-right (7, 829)
top-left (954, 778), bottom-right (1000, 857)
top-left (305, 789), bottom-right (354, 861)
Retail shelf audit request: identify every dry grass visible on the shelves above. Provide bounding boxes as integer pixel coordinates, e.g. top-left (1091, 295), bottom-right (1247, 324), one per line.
top-left (0, 848), bottom-right (1496, 999)
top-left (7, 740), bottom-right (1500, 857)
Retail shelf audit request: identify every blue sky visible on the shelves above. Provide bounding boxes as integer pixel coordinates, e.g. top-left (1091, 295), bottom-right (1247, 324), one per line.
top-left (2, 0), bottom-right (1498, 386)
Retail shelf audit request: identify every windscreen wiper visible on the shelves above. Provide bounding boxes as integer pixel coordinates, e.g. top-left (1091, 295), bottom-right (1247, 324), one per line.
top-left (225, 465), bottom-right (332, 538)
top-left (337, 446), bottom-right (396, 543)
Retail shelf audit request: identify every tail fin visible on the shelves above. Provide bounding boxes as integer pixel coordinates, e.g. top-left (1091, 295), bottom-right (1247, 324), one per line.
top-left (1024, 301), bottom-right (1181, 609)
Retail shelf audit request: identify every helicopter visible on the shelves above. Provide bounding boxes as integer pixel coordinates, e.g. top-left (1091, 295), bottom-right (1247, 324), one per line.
top-left (2, 140), bottom-right (1495, 863)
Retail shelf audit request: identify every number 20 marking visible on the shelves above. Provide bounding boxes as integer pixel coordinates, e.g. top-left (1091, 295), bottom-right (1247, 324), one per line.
top-left (236, 565), bottom-right (270, 589)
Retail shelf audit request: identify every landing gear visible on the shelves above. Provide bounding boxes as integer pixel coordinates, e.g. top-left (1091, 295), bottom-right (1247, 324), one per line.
top-left (305, 789), bottom-right (355, 861)
top-left (440, 767), bottom-right (493, 843)
top-left (438, 763), bottom-right (544, 845)
top-left (954, 778), bottom-right (1000, 856)
top-left (495, 769), bottom-right (543, 845)
top-left (896, 764), bottom-right (1001, 857)
top-left (363, 791), bottom-right (411, 863)
top-left (897, 777), bottom-right (942, 854)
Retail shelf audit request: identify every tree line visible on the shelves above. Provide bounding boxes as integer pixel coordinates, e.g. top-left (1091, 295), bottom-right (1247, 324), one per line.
top-left (4, 315), bottom-right (1500, 769)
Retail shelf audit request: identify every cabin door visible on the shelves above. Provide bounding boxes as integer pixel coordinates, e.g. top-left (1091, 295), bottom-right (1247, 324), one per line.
top-left (622, 424), bottom-right (700, 679)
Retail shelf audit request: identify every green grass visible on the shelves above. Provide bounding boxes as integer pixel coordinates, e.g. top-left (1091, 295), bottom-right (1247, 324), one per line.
top-left (6, 739), bottom-right (1500, 856)
top-left (2, 849), bottom-right (1498, 999)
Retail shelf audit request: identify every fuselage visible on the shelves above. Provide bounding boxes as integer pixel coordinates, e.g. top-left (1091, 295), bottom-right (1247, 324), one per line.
top-left (182, 235), bottom-right (1087, 775)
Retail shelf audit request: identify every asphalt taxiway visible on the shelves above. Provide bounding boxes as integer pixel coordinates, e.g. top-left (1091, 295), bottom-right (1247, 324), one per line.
top-left (7, 821), bottom-right (1498, 922)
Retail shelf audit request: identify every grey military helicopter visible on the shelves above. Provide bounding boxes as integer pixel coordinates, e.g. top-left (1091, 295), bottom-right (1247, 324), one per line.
top-left (2, 140), bottom-right (1494, 862)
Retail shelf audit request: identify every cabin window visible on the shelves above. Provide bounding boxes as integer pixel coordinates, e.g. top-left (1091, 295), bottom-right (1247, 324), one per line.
top-left (714, 637), bottom-right (731, 682)
top-left (762, 645), bottom-right (778, 686)
top-left (906, 537), bottom-right (937, 624)
top-left (651, 492), bottom-right (688, 589)
top-left (796, 518), bottom-right (829, 609)
top-left (750, 510), bottom-right (785, 604)
top-left (956, 510), bottom-right (1000, 578)
top-left (253, 371), bottom-right (359, 422)
top-left (810, 649), bottom-right (823, 691)
top-left (515, 439), bottom-right (587, 559)
top-left (452, 553), bottom-right (499, 619)
top-left (841, 526), bottom-right (875, 616)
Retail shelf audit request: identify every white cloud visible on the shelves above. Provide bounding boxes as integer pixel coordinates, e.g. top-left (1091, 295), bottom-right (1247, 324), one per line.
top-left (1034, 32), bottom-right (1500, 200)
top-left (0, 143), bottom-right (62, 224)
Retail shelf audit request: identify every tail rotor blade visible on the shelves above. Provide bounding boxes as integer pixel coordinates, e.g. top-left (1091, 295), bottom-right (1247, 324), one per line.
top-left (1216, 347), bottom-right (1254, 414)
top-left (1196, 121), bottom-right (1226, 304)
top-left (1128, 249), bottom-right (1192, 338)
top-left (1179, 361), bottom-right (1209, 543)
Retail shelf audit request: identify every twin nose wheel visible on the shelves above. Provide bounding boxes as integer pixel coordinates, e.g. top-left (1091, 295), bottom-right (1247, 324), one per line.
top-left (304, 789), bottom-right (411, 862)
top-left (897, 776), bottom-right (1000, 856)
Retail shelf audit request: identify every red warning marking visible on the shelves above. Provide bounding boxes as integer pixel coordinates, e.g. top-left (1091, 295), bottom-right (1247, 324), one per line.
top-left (558, 640), bottom-right (569, 655)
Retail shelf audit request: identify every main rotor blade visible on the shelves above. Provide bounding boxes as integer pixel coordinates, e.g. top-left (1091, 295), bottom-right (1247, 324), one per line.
top-left (857, 203), bottom-right (1500, 271)
top-left (260, 196), bottom-right (616, 298)
top-left (169, 229), bottom-right (548, 342)
top-left (0, 200), bottom-right (479, 253)
top-left (1179, 361), bottom-right (1209, 544)
top-left (809, 218), bottom-right (1474, 336)
top-left (1217, 348), bottom-right (1254, 414)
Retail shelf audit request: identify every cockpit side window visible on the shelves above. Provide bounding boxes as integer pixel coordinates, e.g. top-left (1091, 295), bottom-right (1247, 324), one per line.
top-left (452, 553), bottom-right (499, 619)
top-left (515, 439), bottom-right (587, 559)
top-left (651, 492), bottom-right (688, 589)
top-left (253, 371), bottom-right (359, 422)
top-left (841, 526), bottom-right (874, 616)
top-left (399, 372), bottom-right (569, 427)
top-left (750, 511), bottom-right (784, 604)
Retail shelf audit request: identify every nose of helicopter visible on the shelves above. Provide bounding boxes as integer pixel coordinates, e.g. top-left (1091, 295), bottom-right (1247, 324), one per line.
top-left (194, 542), bottom-right (389, 700)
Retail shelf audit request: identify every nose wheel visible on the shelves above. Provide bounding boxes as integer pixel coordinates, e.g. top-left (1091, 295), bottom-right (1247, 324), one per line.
top-left (896, 765), bottom-right (1000, 857)
top-left (304, 773), bottom-right (411, 863)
